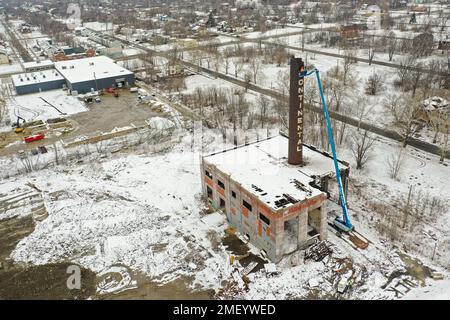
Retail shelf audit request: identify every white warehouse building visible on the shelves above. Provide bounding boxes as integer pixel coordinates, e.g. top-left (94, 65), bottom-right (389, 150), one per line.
top-left (12, 56), bottom-right (136, 95)
top-left (54, 56), bottom-right (135, 94)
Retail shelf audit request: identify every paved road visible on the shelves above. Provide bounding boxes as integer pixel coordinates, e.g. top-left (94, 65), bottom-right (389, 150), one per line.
top-left (114, 25), bottom-right (336, 61)
top-left (0, 19), bottom-right (33, 63)
top-left (117, 28), bottom-right (448, 77)
top-left (85, 28), bottom-right (450, 160)
top-left (257, 40), bottom-right (449, 76)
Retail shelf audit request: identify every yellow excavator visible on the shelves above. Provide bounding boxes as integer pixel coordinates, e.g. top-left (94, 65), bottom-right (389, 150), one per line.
top-left (13, 115), bottom-right (26, 133)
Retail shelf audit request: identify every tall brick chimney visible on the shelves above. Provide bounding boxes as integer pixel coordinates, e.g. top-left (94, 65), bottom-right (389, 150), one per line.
top-left (288, 56), bottom-right (305, 165)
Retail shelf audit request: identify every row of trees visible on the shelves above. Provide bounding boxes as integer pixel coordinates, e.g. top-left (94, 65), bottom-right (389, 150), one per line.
top-left (179, 86), bottom-right (277, 131)
top-left (184, 42), bottom-right (289, 86)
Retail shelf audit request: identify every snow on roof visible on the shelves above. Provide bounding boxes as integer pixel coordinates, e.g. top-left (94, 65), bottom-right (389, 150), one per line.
top-left (23, 59), bottom-right (54, 70)
top-left (54, 56), bottom-right (133, 84)
top-left (11, 69), bottom-right (64, 87)
top-left (203, 135), bottom-right (348, 210)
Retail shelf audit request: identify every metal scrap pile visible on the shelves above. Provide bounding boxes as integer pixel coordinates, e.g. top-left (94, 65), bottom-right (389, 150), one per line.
top-left (305, 241), bottom-right (333, 262)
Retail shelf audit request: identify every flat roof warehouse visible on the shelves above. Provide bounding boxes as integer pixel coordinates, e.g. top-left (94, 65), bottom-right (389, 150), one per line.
top-left (54, 56), bottom-right (133, 84)
top-left (12, 69), bottom-right (63, 87)
top-left (11, 56), bottom-right (136, 95)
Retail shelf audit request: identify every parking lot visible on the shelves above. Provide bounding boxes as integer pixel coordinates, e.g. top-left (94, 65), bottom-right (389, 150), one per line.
top-left (0, 88), bottom-right (164, 156)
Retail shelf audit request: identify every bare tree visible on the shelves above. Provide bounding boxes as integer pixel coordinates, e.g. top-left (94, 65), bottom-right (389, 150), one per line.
top-left (231, 57), bottom-right (244, 78)
top-left (365, 73), bottom-right (384, 95)
top-left (439, 124), bottom-right (449, 163)
top-left (249, 57), bottom-right (261, 84)
top-left (342, 50), bottom-right (356, 86)
top-left (273, 47), bottom-right (288, 67)
top-left (386, 146), bottom-right (405, 180)
top-left (386, 31), bottom-right (397, 62)
top-left (352, 95), bottom-right (371, 131)
top-left (408, 62), bottom-right (424, 97)
top-left (243, 72), bottom-right (252, 92)
top-left (384, 94), bottom-right (421, 147)
top-left (395, 55), bottom-right (416, 89)
top-left (213, 51), bottom-right (222, 74)
top-left (351, 130), bottom-right (375, 169)
top-left (275, 70), bottom-right (289, 96)
top-left (18, 152), bottom-right (41, 174)
top-left (223, 47), bottom-right (233, 75)
top-left (257, 94), bottom-right (270, 128)
top-left (367, 36), bottom-right (375, 65)
top-left (0, 98), bottom-right (7, 125)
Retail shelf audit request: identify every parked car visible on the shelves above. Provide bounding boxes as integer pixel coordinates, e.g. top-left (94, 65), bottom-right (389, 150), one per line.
top-left (24, 134), bottom-right (45, 143)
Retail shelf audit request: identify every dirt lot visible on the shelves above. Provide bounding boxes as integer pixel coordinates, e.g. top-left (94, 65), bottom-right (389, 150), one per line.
top-left (0, 88), bottom-right (161, 156)
top-left (0, 213), bottom-right (213, 299)
top-left (0, 263), bottom-right (97, 300)
top-left (0, 215), bottom-right (35, 264)
top-left (103, 274), bottom-right (214, 300)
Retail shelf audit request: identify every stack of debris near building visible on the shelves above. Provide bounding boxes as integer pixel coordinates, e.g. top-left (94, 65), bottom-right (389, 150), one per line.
top-left (200, 57), bottom-right (353, 262)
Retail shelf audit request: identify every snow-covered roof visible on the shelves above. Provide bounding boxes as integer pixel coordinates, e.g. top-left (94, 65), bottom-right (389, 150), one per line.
top-left (54, 56), bottom-right (133, 84)
top-left (11, 69), bottom-right (64, 87)
top-left (23, 59), bottom-right (54, 70)
top-left (203, 135), bottom-right (348, 210)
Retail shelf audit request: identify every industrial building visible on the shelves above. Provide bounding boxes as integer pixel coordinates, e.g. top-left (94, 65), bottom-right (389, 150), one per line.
top-left (23, 60), bottom-right (54, 72)
top-left (200, 57), bottom-right (351, 262)
top-left (12, 56), bottom-right (135, 95)
top-left (201, 136), bottom-right (349, 262)
top-left (12, 69), bottom-right (66, 95)
top-left (54, 56), bottom-right (135, 94)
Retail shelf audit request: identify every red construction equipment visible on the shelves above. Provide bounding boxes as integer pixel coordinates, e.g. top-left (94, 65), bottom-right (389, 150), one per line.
top-left (24, 133), bottom-right (44, 143)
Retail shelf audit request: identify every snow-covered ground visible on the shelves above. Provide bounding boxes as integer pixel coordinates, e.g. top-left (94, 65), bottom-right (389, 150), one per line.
top-left (83, 21), bottom-right (115, 32)
top-left (7, 89), bottom-right (88, 122)
top-left (1, 133), bottom-right (232, 290)
top-left (403, 279), bottom-right (450, 300)
top-left (0, 126), bottom-right (448, 299)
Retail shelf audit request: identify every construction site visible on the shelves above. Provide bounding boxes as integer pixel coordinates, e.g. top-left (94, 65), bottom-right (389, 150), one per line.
top-left (0, 0), bottom-right (449, 302)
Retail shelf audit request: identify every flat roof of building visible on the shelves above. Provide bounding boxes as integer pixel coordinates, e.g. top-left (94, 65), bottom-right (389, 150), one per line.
top-left (54, 56), bottom-right (133, 84)
top-left (203, 135), bottom-right (349, 211)
top-left (12, 69), bottom-right (64, 87)
top-left (23, 59), bottom-right (54, 69)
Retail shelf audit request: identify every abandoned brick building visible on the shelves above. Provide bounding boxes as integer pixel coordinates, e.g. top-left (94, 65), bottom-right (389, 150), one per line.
top-left (200, 135), bottom-right (349, 262)
top-left (200, 57), bottom-right (350, 262)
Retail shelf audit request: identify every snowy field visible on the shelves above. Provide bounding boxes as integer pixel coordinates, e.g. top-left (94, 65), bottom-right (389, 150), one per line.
top-left (83, 21), bottom-right (115, 32)
top-left (0, 133), bottom-right (232, 291)
top-left (242, 133), bottom-right (450, 299)
top-left (7, 90), bottom-right (88, 122)
top-left (0, 126), bottom-right (449, 299)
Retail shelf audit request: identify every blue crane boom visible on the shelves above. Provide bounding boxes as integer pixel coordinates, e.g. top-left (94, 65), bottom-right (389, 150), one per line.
top-left (300, 68), bottom-right (353, 232)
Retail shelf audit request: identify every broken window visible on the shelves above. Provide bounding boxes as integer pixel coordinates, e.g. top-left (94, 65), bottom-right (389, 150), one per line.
top-left (219, 198), bottom-right (225, 208)
top-left (259, 212), bottom-right (270, 226)
top-left (218, 180), bottom-right (225, 189)
top-left (243, 200), bottom-right (252, 212)
top-left (206, 186), bottom-right (213, 199)
top-left (231, 190), bottom-right (236, 198)
top-left (205, 170), bottom-right (213, 179)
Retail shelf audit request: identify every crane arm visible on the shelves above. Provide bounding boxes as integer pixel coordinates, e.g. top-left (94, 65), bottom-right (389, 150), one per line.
top-left (300, 68), bottom-right (353, 231)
